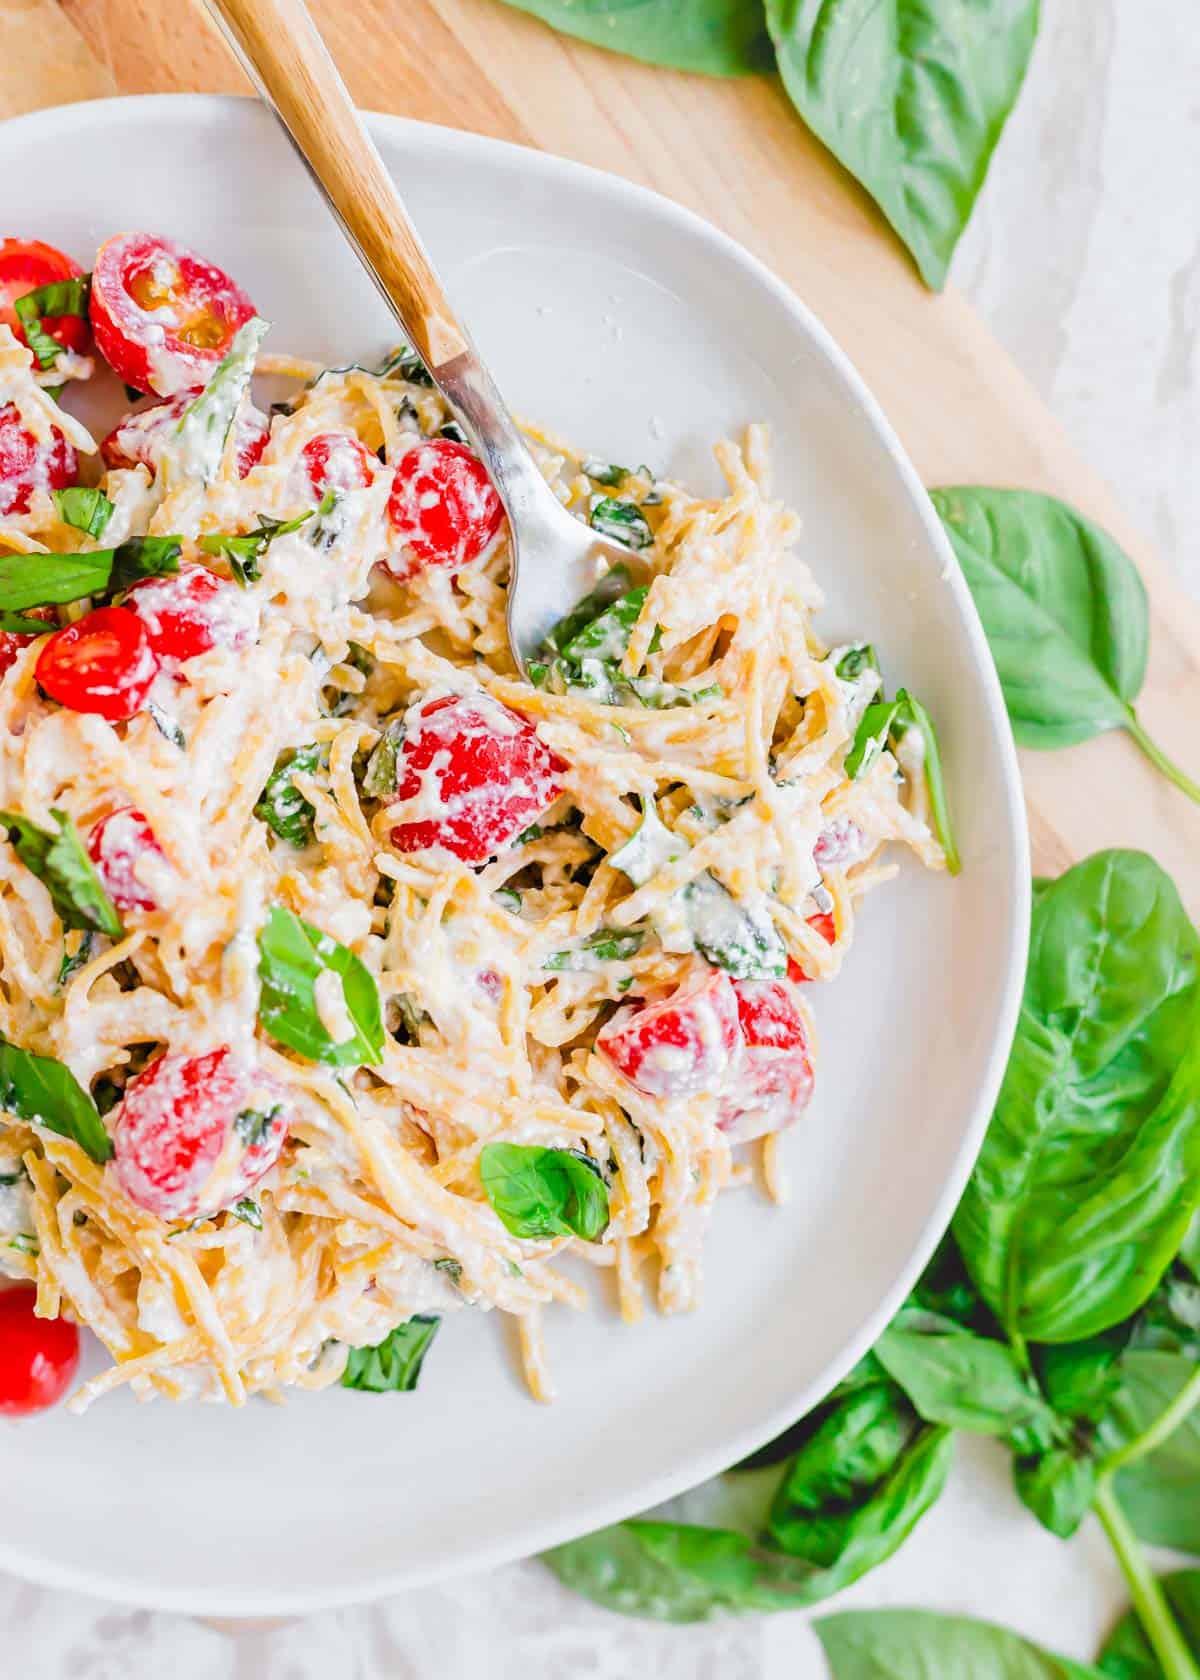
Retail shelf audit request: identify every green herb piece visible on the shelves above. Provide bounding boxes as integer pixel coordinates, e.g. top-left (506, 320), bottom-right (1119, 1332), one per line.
top-left (13, 274), bottom-right (91, 369)
top-left (544, 926), bottom-right (645, 972)
top-left (954, 851), bottom-right (1200, 1345)
top-left (766, 0), bottom-right (1038, 290)
top-left (0, 1037), bottom-right (113, 1163)
top-left (559, 584), bottom-right (650, 663)
top-left (377, 344), bottom-right (433, 387)
top-left (0, 808), bottom-right (122, 937)
top-left (834, 643), bottom-right (880, 684)
top-left (52, 486), bottom-right (114, 540)
top-left (254, 744), bottom-right (324, 847)
top-left (230, 1197), bottom-right (263, 1230)
top-left (541, 564), bottom-right (634, 656)
top-left (341, 1314), bottom-right (441, 1392)
top-left (361, 718), bottom-right (406, 799)
top-left (256, 905), bottom-right (384, 1067)
top-left (1100, 1572), bottom-right (1200, 1680)
top-left (874, 1307), bottom-right (1054, 1438)
top-left (814, 1609), bottom-right (1105, 1680)
top-left (493, 0), bottom-right (773, 76)
top-left (8, 1232), bottom-right (38, 1255)
top-left (673, 872), bottom-right (786, 980)
top-left (609, 796), bottom-right (686, 886)
top-left (494, 887), bottom-right (522, 914)
top-left (932, 487), bottom-right (1200, 807)
top-left (845, 697), bottom-right (903, 780)
top-left (844, 689), bottom-right (958, 870)
top-left (433, 1257), bottom-right (462, 1286)
top-left (581, 456), bottom-right (627, 487)
top-left (233, 1105), bottom-right (282, 1149)
top-left (1012, 1447), bottom-right (1097, 1540)
top-left (57, 929), bottom-right (95, 989)
top-left (1102, 1352), bottom-right (1200, 1555)
top-left (200, 504), bottom-right (321, 585)
top-left (0, 535), bottom-right (181, 614)
top-left (479, 1143), bottom-right (610, 1241)
top-left (173, 315), bottom-right (269, 483)
top-left (146, 699), bottom-right (186, 749)
top-left (589, 496), bottom-right (653, 551)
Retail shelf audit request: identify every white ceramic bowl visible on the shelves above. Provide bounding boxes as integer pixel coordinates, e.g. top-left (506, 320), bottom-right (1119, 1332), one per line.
top-left (0, 94), bottom-right (1028, 1614)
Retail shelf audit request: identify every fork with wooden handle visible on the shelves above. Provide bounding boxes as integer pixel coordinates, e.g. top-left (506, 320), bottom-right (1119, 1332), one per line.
top-left (203, 0), bottom-right (642, 671)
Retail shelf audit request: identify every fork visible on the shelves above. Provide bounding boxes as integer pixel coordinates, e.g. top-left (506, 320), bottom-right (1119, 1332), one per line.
top-left (204, 0), bottom-right (643, 672)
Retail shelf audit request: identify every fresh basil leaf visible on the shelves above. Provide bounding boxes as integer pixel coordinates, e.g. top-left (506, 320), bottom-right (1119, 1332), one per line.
top-left (581, 456), bottom-right (627, 487)
top-left (609, 796), bottom-right (686, 886)
top-left (954, 851), bottom-right (1200, 1344)
top-left (845, 698), bottom-right (902, 780)
top-left (52, 486), bottom-right (114, 540)
top-left (146, 699), bottom-right (186, 750)
top-left (767, 0), bottom-right (1038, 290)
top-left (361, 718), bottom-right (406, 799)
top-left (479, 1143), bottom-right (610, 1241)
top-left (1012, 1445), bottom-right (1097, 1540)
top-left (256, 905), bottom-right (384, 1068)
top-left (174, 315), bottom-right (269, 484)
top-left (1133, 1268), bottom-right (1200, 1360)
top-left (57, 929), bottom-right (95, 989)
top-left (341, 1314), bottom-right (441, 1392)
top-left (200, 504), bottom-right (320, 585)
top-left (1037, 1331), bottom-right (1131, 1427)
top-left (1100, 1571), bottom-right (1200, 1680)
top-left (560, 585), bottom-right (649, 663)
top-left (0, 535), bottom-right (180, 613)
top-left (233, 1104), bottom-right (282, 1149)
top-left (0, 1037), bottom-right (113, 1163)
top-left (432, 1256), bottom-right (462, 1286)
top-left (894, 687), bottom-right (960, 874)
top-left (544, 926), bottom-right (644, 972)
top-left (541, 564), bottom-right (634, 655)
top-left (875, 1309), bottom-right (1054, 1437)
top-left (535, 652), bottom-right (716, 710)
top-left (0, 808), bottom-right (122, 938)
top-left (815, 1608), bottom-right (1106, 1680)
top-left (230, 1197), bottom-right (262, 1230)
top-left (13, 274), bottom-right (90, 369)
top-left (0, 610), bottom-right (53, 635)
top-left (493, 0), bottom-right (773, 76)
top-left (376, 344), bottom-right (433, 386)
top-left (589, 496), bottom-right (653, 551)
top-left (1102, 1352), bottom-right (1200, 1554)
top-left (932, 488), bottom-right (1200, 805)
top-left (674, 872), bottom-right (786, 980)
top-left (254, 745), bottom-right (323, 847)
top-left (835, 643), bottom-right (879, 684)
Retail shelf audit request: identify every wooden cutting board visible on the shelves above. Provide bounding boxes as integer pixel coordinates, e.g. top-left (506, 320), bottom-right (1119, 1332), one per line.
top-left (7, 0), bottom-right (1200, 902)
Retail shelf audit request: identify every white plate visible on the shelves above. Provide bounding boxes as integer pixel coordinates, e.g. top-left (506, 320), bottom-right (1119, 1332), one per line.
top-left (0, 94), bottom-right (1028, 1615)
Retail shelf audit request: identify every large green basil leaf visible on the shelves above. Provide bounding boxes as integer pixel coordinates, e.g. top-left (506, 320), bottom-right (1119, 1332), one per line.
top-left (1102, 1352), bottom-right (1200, 1554)
top-left (932, 487), bottom-right (1200, 803)
top-left (875, 1307), bottom-right (1054, 1436)
top-left (0, 536), bottom-right (180, 614)
top-left (341, 1315), bottom-right (440, 1393)
top-left (816, 1608), bottom-right (1107, 1679)
top-left (766, 0), bottom-right (1039, 290)
top-left (479, 1143), bottom-right (610, 1241)
top-left (494, 1), bottom-right (773, 76)
top-left (1, 809), bottom-right (123, 938)
top-left (256, 905), bottom-right (384, 1067)
top-left (767, 1383), bottom-right (917, 1556)
top-left (954, 851), bottom-right (1200, 1343)
top-left (1099, 1571), bottom-right (1200, 1680)
top-left (1012, 1446), bottom-right (1097, 1540)
top-left (0, 1038), bottom-right (113, 1164)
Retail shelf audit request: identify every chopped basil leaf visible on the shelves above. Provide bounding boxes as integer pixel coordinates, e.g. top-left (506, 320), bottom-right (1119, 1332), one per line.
top-left (254, 744), bottom-right (324, 847)
top-left (541, 565), bottom-right (634, 655)
top-left (200, 502), bottom-right (324, 585)
top-left (835, 642), bottom-right (880, 684)
top-left (233, 1104), bottom-right (282, 1149)
top-left (257, 905), bottom-right (384, 1067)
top-left (57, 929), bottom-right (95, 989)
top-left (231, 1197), bottom-right (263, 1229)
top-left (52, 486), bottom-right (115, 540)
top-left (306, 488), bottom-right (344, 552)
top-left (494, 887), bottom-right (522, 913)
top-left (480, 1143), bottom-right (610, 1242)
top-left (146, 699), bottom-right (186, 749)
top-left (433, 1257), bottom-right (463, 1285)
top-left (0, 808), bottom-right (122, 937)
top-left (669, 872), bottom-right (787, 980)
top-left (13, 274), bottom-right (90, 370)
top-left (845, 688), bottom-right (959, 873)
top-left (517, 823), bottom-right (544, 844)
top-left (0, 535), bottom-right (180, 614)
top-left (376, 344), bottom-right (433, 387)
top-left (609, 796), bottom-right (686, 886)
top-left (8, 1232), bottom-right (38, 1255)
top-left (581, 456), bottom-right (627, 487)
top-left (342, 1313), bottom-right (441, 1392)
top-left (392, 992), bottom-right (428, 1044)
top-left (589, 496), bottom-right (653, 551)
top-left (174, 315), bottom-right (269, 483)
top-left (846, 697), bottom-right (904, 781)
top-left (0, 1037), bottom-right (113, 1163)
top-left (560, 585), bottom-right (649, 663)
top-left (0, 610), bottom-right (52, 635)
top-left (361, 719), bottom-right (405, 799)
top-left (544, 926), bottom-right (645, 972)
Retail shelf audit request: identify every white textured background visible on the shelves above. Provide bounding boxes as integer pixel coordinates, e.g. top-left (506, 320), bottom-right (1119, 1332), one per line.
top-left (6, 1), bottom-right (1199, 1672)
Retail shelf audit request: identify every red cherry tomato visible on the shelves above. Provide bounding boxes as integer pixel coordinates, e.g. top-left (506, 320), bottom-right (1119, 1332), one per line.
top-left (89, 232), bottom-right (256, 397)
top-left (596, 969), bottom-right (741, 1100)
top-left (0, 604), bottom-right (56, 679)
top-left (87, 807), bottom-right (168, 913)
top-left (301, 431), bottom-right (375, 496)
top-left (719, 979), bottom-right (814, 1142)
top-left (813, 817), bottom-right (868, 871)
top-left (0, 238), bottom-right (89, 357)
top-left (101, 389), bottom-right (268, 480)
top-left (787, 912), bottom-right (837, 984)
top-left (389, 693), bottom-right (565, 864)
top-left (0, 402), bottom-right (76, 516)
top-left (384, 438), bottom-right (504, 581)
top-left (112, 1047), bottom-right (289, 1222)
top-left (0, 1285), bottom-right (80, 1416)
top-left (124, 563), bottom-right (255, 663)
top-left (35, 606), bottom-right (159, 722)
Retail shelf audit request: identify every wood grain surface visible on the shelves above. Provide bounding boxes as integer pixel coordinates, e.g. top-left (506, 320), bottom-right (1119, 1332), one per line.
top-left (6, 0), bottom-right (1200, 899)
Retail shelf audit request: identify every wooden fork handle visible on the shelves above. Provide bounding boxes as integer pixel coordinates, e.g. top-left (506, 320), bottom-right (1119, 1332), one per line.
top-left (204, 0), bottom-right (469, 371)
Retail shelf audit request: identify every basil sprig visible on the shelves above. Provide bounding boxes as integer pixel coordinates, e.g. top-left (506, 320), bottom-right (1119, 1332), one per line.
top-left (342, 1315), bottom-right (441, 1393)
top-left (0, 809), bottom-right (122, 937)
top-left (200, 491), bottom-right (335, 586)
top-left (480, 1143), bottom-right (610, 1242)
top-left (0, 1037), bottom-right (112, 1163)
top-left (13, 274), bottom-right (91, 369)
top-left (256, 905), bottom-right (384, 1067)
top-left (0, 535), bottom-right (180, 615)
top-left (52, 486), bottom-right (114, 540)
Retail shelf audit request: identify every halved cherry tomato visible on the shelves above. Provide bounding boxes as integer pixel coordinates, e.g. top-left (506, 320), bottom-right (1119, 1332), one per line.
top-left (0, 238), bottom-right (89, 357)
top-left (384, 438), bottom-right (504, 581)
top-left (0, 402), bottom-right (76, 516)
top-left (35, 606), bottom-right (159, 722)
top-left (112, 1047), bottom-right (289, 1222)
top-left (87, 807), bottom-right (168, 913)
top-left (124, 563), bottom-right (256, 663)
top-left (596, 969), bottom-right (741, 1100)
top-left (89, 233), bottom-right (256, 397)
top-left (389, 692), bottom-right (565, 864)
top-left (787, 913), bottom-right (837, 984)
top-left (0, 1285), bottom-right (80, 1416)
top-left (0, 604), bottom-right (56, 679)
top-left (719, 979), bottom-right (814, 1142)
top-left (301, 431), bottom-right (375, 496)
top-left (101, 389), bottom-right (268, 480)
top-left (814, 817), bottom-right (868, 871)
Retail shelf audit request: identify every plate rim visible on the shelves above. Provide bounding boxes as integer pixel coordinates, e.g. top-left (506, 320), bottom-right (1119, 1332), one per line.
top-left (0, 91), bottom-right (1030, 1616)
